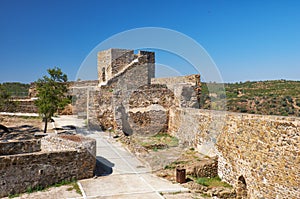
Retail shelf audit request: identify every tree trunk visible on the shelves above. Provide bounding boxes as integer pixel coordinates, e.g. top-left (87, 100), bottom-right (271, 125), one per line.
top-left (44, 117), bottom-right (48, 133)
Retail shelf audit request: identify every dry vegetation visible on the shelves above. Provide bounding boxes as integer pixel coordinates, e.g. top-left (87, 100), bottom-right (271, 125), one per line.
top-left (201, 80), bottom-right (300, 117)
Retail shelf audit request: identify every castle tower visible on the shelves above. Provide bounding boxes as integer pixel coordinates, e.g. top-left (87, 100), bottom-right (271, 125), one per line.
top-left (97, 48), bottom-right (155, 85)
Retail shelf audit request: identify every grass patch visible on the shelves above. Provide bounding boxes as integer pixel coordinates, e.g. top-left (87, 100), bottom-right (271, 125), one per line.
top-left (140, 133), bottom-right (179, 151)
top-left (72, 182), bottom-right (82, 195)
top-left (26, 185), bottom-right (44, 193)
top-left (8, 193), bottom-right (20, 198)
top-left (65, 182), bottom-right (82, 195)
top-left (196, 176), bottom-right (232, 188)
top-left (54, 179), bottom-right (73, 187)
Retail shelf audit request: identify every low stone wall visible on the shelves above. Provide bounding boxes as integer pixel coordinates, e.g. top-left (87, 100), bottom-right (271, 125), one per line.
top-left (168, 108), bottom-right (300, 198)
top-left (0, 99), bottom-right (39, 113)
top-left (0, 139), bottom-right (41, 155)
top-left (191, 157), bottom-right (218, 178)
top-left (0, 134), bottom-right (96, 197)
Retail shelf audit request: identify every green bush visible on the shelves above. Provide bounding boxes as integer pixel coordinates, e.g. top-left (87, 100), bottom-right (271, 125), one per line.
top-left (196, 176), bottom-right (232, 188)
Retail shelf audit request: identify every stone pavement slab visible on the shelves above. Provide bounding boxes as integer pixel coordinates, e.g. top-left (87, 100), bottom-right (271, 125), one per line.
top-left (78, 131), bottom-right (189, 198)
top-left (51, 116), bottom-right (189, 199)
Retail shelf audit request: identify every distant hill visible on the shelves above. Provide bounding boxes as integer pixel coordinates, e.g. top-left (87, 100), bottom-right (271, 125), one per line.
top-left (201, 80), bottom-right (300, 117)
top-left (0, 82), bottom-right (30, 98)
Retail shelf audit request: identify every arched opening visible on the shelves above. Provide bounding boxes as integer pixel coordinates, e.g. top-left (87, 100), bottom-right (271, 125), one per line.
top-left (237, 175), bottom-right (248, 199)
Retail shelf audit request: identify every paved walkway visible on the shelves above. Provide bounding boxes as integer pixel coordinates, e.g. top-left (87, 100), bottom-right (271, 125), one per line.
top-left (53, 116), bottom-right (189, 199)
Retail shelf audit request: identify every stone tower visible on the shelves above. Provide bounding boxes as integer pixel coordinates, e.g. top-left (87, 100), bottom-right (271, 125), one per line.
top-left (97, 48), bottom-right (155, 85)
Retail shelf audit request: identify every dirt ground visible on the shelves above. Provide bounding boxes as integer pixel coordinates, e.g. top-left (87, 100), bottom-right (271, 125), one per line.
top-left (1, 185), bottom-right (81, 199)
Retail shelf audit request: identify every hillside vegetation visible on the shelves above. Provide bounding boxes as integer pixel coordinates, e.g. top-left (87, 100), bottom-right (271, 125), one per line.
top-left (0, 82), bottom-right (30, 97)
top-left (201, 80), bottom-right (300, 117)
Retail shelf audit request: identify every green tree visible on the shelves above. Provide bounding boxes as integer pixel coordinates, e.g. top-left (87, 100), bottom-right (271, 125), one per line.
top-left (35, 67), bottom-right (70, 133)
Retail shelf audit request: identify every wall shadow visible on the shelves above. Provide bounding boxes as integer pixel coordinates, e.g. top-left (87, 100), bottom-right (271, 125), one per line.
top-left (95, 156), bottom-right (114, 176)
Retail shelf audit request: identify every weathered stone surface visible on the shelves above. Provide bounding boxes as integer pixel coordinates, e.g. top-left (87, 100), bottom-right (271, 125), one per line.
top-left (127, 84), bottom-right (175, 136)
top-left (191, 157), bottom-right (218, 178)
top-left (129, 109), bottom-right (167, 136)
top-left (151, 74), bottom-right (201, 108)
top-left (0, 139), bottom-right (41, 155)
top-left (71, 81), bottom-right (98, 119)
top-left (0, 134), bottom-right (96, 197)
top-left (168, 108), bottom-right (300, 198)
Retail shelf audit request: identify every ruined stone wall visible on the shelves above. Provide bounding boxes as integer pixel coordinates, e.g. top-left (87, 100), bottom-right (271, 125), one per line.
top-left (111, 61), bottom-right (154, 133)
top-left (0, 135), bottom-right (96, 197)
top-left (92, 50), bottom-right (155, 132)
top-left (151, 74), bottom-right (201, 90)
top-left (0, 99), bottom-right (38, 113)
top-left (98, 49), bottom-right (148, 85)
top-left (71, 81), bottom-right (98, 118)
top-left (0, 139), bottom-right (41, 155)
top-left (168, 108), bottom-right (300, 198)
top-left (97, 49), bottom-right (112, 83)
top-left (128, 84), bottom-right (175, 136)
top-left (110, 49), bottom-right (136, 76)
top-left (88, 85), bottom-right (115, 131)
top-left (15, 100), bottom-right (38, 113)
top-left (151, 75), bottom-right (201, 108)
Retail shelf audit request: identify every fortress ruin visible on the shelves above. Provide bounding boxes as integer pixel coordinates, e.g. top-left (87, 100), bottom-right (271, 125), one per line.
top-left (71, 48), bottom-right (299, 198)
top-left (1, 48), bottom-right (299, 198)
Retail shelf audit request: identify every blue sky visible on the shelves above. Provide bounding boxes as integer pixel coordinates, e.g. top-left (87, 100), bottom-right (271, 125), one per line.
top-left (0, 0), bottom-right (299, 83)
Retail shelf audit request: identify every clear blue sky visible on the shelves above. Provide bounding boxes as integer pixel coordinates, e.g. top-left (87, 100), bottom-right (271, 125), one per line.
top-left (0, 0), bottom-right (299, 83)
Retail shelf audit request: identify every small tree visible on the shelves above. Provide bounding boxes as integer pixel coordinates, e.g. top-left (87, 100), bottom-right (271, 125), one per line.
top-left (35, 67), bottom-right (70, 133)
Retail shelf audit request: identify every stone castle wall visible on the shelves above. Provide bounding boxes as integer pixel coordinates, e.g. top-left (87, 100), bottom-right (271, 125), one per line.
top-left (151, 74), bottom-right (201, 108)
top-left (97, 49), bottom-right (155, 85)
top-left (128, 84), bottom-right (175, 136)
top-left (168, 108), bottom-right (300, 198)
top-left (0, 135), bottom-right (96, 197)
top-left (77, 49), bottom-right (201, 136)
top-left (151, 74), bottom-right (201, 90)
top-left (86, 50), bottom-right (156, 132)
top-left (71, 80), bottom-right (98, 118)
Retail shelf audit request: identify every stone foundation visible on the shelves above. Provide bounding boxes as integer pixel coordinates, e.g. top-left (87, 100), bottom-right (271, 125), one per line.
top-left (0, 134), bottom-right (96, 197)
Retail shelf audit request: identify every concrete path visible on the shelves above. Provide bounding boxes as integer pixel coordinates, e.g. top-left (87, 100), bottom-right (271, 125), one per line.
top-left (53, 116), bottom-right (189, 199)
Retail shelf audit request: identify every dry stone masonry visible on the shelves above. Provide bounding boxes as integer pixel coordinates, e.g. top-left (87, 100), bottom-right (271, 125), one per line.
top-left (72, 49), bottom-right (200, 135)
top-left (168, 108), bottom-right (300, 198)
top-left (0, 134), bottom-right (96, 197)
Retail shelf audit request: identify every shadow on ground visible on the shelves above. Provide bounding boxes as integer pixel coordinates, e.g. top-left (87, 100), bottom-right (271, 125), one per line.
top-left (95, 156), bottom-right (114, 176)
